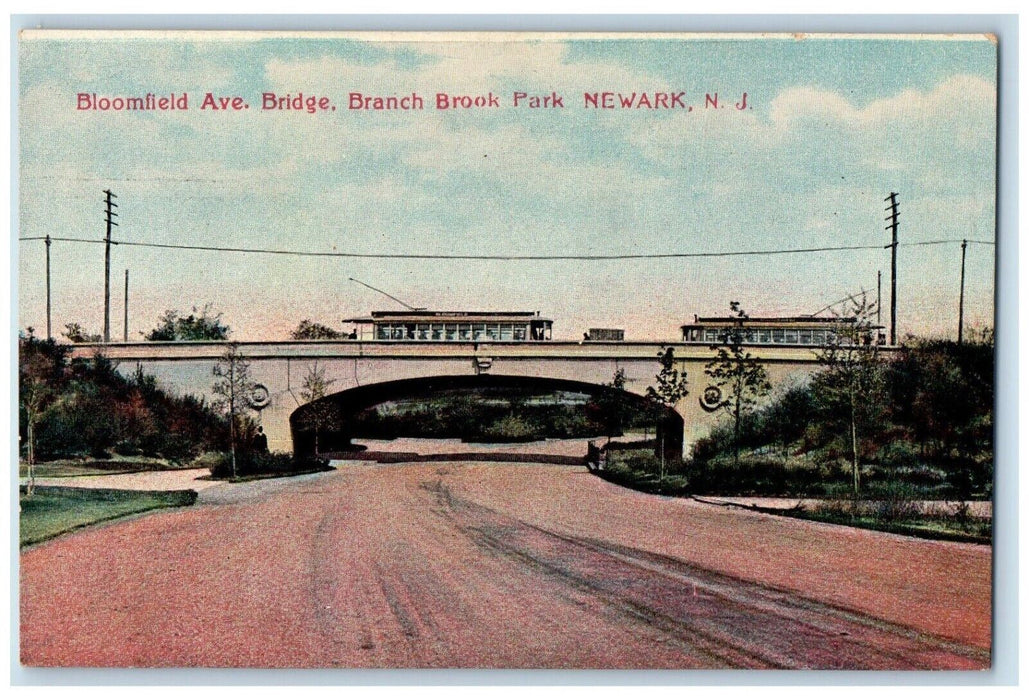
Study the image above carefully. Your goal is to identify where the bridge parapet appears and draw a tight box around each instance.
[69,339,829,364]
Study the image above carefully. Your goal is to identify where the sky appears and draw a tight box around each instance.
[17,32,997,341]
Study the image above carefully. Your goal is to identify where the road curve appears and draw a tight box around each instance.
[20,463,991,669]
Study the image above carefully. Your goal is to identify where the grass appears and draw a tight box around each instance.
[19,455,196,479]
[19,486,197,548]
[792,505,992,545]
[594,449,690,496]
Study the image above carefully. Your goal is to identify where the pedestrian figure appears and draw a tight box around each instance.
[253,425,269,453]
[585,440,602,472]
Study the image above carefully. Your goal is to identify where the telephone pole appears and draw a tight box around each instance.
[45,235,52,339]
[885,192,899,345]
[958,239,968,344]
[877,270,882,327]
[103,189,118,343]
[124,269,129,342]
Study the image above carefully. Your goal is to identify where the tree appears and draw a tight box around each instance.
[19,330,69,495]
[144,304,230,341]
[291,319,344,340]
[298,361,338,456]
[211,343,256,478]
[646,347,690,477]
[62,323,102,343]
[704,302,771,468]
[596,367,629,446]
[811,293,886,498]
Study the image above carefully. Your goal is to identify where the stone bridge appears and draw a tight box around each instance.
[70,340,828,455]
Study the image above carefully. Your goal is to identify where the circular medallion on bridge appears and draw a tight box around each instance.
[247,384,271,409]
[700,385,723,412]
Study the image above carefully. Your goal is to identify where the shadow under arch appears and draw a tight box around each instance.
[289,374,683,460]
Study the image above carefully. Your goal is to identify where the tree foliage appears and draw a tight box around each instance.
[291,319,344,340]
[690,323,994,499]
[18,330,69,493]
[646,347,689,409]
[884,331,993,494]
[62,323,102,344]
[144,304,230,341]
[18,329,225,465]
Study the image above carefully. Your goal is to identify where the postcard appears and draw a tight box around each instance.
[17,30,996,670]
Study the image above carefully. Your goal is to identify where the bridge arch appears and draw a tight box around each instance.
[288,373,684,459]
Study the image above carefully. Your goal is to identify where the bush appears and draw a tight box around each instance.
[204,451,331,479]
[478,415,538,442]
[616,449,664,474]
[682,454,847,497]
[597,449,689,496]
[866,480,922,523]
[19,333,226,462]
[602,459,689,496]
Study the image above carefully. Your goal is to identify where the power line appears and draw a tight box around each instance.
[904,238,995,246]
[14,236,994,261]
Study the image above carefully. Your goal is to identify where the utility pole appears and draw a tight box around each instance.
[958,239,968,344]
[103,189,118,343]
[877,270,882,327]
[885,192,899,345]
[124,269,129,342]
[45,235,52,340]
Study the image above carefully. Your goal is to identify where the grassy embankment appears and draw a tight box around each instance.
[19,455,195,479]
[19,486,197,548]
[600,448,991,544]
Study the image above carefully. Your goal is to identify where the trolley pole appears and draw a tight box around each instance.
[958,239,967,344]
[102,189,118,343]
[45,234,52,340]
[124,269,129,342]
[885,192,899,345]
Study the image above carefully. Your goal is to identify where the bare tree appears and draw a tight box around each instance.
[812,293,886,498]
[646,347,689,478]
[19,331,66,495]
[705,302,771,468]
[212,343,256,478]
[299,361,338,456]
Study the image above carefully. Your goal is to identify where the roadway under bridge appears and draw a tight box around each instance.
[70,340,828,455]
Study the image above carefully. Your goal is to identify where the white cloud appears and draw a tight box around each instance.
[769,75,995,139]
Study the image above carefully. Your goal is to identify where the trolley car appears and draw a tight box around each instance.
[680,315,886,347]
[343,310,554,342]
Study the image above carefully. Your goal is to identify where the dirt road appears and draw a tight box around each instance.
[20,462,991,669]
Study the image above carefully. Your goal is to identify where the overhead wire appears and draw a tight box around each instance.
[15,235,995,261]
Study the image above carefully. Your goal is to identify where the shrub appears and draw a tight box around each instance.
[866,480,922,523]
[204,450,331,479]
[601,455,689,496]
[478,415,538,442]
